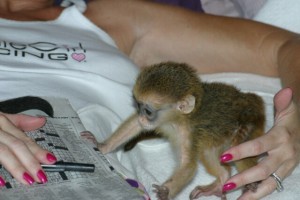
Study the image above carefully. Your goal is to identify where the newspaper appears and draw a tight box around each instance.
[0,98,143,200]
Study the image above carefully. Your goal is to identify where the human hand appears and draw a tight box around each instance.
[220,87,300,199]
[0,113,57,186]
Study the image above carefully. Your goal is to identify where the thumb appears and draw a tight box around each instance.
[274,87,294,122]
[5,114,47,131]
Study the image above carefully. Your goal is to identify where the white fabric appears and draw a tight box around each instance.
[202,0,267,19]
[60,0,88,12]
[254,0,300,33]
[0,6,138,120]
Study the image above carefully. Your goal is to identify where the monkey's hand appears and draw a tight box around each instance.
[153,184,170,200]
[80,131,98,145]
[189,182,227,200]
[80,131,111,154]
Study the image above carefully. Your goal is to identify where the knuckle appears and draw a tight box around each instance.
[257,165,271,179]
[238,175,248,186]
[280,130,292,144]
[9,164,24,175]
[251,140,264,155]
[265,180,277,194]
[23,136,36,146]
[0,144,10,155]
[286,146,297,159]
[0,114,9,125]
[10,138,26,150]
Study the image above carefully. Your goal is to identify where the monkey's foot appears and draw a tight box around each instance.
[189,183,226,200]
[243,181,260,193]
[153,184,170,200]
[80,131,98,145]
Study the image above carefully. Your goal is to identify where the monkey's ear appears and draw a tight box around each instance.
[176,95,195,114]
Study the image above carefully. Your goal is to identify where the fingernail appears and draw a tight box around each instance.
[222,182,237,192]
[23,172,35,185]
[220,153,233,163]
[46,153,57,162]
[37,170,48,184]
[0,176,6,187]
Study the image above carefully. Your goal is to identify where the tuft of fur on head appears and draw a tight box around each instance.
[133,62,203,110]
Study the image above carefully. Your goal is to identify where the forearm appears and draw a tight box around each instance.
[126,1,295,76]
[278,37,300,105]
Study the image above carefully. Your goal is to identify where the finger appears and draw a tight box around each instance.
[224,154,296,197]
[237,176,277,200]
[273,87,293,115]
[237,164,292,200]
[0,176,6,187]
[223,156,281,191]
[0,140,37,185]
[221,128,281,162]
[0,130,49,184]
[4,114,46,131]
[0,114,44,138]
[0,114,54,164]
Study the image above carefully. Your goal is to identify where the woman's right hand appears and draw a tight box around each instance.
[0,113,57,186]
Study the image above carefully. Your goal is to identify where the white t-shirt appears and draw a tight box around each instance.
[0,5,139,121]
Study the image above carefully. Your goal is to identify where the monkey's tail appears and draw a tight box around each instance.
[0,96,54,117]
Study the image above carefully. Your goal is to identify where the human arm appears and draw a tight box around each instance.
[85,0,298,76]
[0,113,57,186]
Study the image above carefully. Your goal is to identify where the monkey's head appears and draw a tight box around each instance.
[133,62,203,130]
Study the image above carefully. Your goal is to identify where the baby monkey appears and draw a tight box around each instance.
[98,62,265,200]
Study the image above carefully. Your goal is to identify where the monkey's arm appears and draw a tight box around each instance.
[98,113,142,154]
[124,130,161,151]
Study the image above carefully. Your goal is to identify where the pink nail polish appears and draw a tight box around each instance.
[23,172,35,185]
[220,153,233,163]
[0,177,6,187]
[222,182,237,192]
[46,153,57,162]
[37,170,48,184]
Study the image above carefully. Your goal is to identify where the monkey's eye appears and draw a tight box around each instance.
[145,108,153,116]
[142,106,157,121]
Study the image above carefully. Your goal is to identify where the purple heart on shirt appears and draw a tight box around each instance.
[71,53,86,62]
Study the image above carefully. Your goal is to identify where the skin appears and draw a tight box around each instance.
[0,113,56,185]
[0,0,300,199]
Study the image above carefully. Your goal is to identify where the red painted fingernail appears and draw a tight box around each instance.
[46,153,57,162]
[222,182,237,192]
[220,153,233,163]
[37,170,48,184]
[0,176,6,187]
[23,172,35,185]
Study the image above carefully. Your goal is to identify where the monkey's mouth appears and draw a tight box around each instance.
[140,123,155,131]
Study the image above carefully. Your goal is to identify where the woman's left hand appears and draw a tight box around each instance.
[220,87,300,199]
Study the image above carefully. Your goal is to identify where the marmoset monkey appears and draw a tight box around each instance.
[98,62,265,200]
